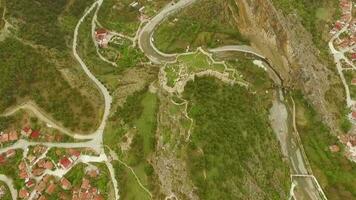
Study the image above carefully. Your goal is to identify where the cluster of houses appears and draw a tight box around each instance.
[16,146,104,199]
[0,148,16,164]
[330,0,353,35]
[331,0,356,59]
[72,176,104,200]
[0,127,43,147]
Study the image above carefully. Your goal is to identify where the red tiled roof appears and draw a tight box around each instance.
[38,195,47,200]
[9,131,18,141]
[26,180,35,188]
[19,170,28,179]
[44,161,54,170]
[0,155,6,164]
[19,189,29,198]
[6,149,16,158]
[352,111,356,119]
[81,178,90,190]
[352,53,356,59]
[30,130,40,139]
[95,28,107,35]
[60,157,72,169]
[60,177,72,190]
[46,183,56,194]
[23,126,31,133]
[0,133,9,142]
[69,149,81,158]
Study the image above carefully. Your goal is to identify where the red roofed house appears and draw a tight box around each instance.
[352,53,356,61]
[352,111,356,120]
[81,178,90,190]
[9,131,18,141]
[19,170,28,179]
[0,133,9,143]
[60,157,72,169]
[351,78,356,86]
[21,127,32,137]
[26,180,35,188]
[6,149,16,158]
[30,130,40,139]
[38,195,47,200]
[44,161,54,170]
[60,177,72,190]
[335,21,343,30]
[95,28,109,48]
[46,183,56,194]
[0,155,5,164]
[19,189,29,199]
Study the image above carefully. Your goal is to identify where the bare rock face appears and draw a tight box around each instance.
[228,0,342,133]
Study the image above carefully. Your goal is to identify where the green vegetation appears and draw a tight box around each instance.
[0,37,98,132]
[98,0,170,36]
[0,182,12,200]
[0,150,24,190]
[105,89,159,199]
[0,116,15,131]
[0,0,101,132]
[183,77,290,199]
[271,0,339,64]
[223,53,274,93]
[97,0,140,37]
[164,50,233,87]
[65,163,86,186]
[100,39,147,69]
[154,0,249,53]
[91,163,112,198]
[292,91,356,199]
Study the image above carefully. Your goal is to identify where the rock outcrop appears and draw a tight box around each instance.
[228,0,343,133]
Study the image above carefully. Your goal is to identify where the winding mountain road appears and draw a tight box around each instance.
[137,1,326,199]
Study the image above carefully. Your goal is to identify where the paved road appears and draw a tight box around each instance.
[137,1,326,199]
[0,175,17,200]
[138,0,197,64]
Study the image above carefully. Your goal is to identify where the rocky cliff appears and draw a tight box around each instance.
[228,0,344,133]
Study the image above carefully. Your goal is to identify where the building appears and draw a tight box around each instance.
[46,183,56,194]
[6,149,16,158]
[19,189,29,199]
[95,28,109,48]
[26,180,35,188]
[30,130,40,139]
[60,177,72,190]
[9,131,18,141]
[21,127,32,137]
[59,157,72,169]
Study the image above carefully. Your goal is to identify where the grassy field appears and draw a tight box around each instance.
[105,89,159,199]
[293,91,356,200]
[182,77,290,199]
[0,0,102,132]
[100,39,147,69]
[153,0,249,54]
[164,50,229,87]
